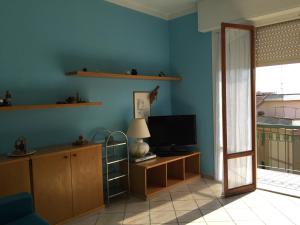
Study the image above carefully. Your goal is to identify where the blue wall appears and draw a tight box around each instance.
[0,0,172,153]
[169,14,214,176]
[0,2,215,177]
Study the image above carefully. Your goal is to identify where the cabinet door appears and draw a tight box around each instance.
[32,153,73,225]
[0,159,31,197]
[71,146,103,215]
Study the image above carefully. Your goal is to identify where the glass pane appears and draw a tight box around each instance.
[228,156,253,189]
[226,28,252,154]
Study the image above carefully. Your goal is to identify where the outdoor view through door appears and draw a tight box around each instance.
[221,23,256,197]
[257,63,300,197]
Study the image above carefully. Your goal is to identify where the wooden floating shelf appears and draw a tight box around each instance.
[66,71,181,81]
[0,102,102,111]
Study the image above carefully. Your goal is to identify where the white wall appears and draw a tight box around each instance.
[198,0,300,32]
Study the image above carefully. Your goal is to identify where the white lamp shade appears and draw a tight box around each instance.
[127,118,151,138]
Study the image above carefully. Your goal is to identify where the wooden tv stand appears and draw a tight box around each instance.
[130,151,200,199]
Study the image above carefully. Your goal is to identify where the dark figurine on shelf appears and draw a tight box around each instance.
[56,92,87,104]
[14,137,27,154]
[158,72,166,77]
[72,135,89,146]
[131,69,138,75]
[82,68,87,72]
[0,90,12,106]
[149,85,160,104]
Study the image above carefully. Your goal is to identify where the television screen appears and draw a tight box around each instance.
[148,115,197,147]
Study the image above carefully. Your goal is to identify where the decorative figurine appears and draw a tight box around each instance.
[149,85,160,104]
[4,90,12,105]
[82,68,87,72]
[131,69,138,75]
[56,92,87,104]
[14,137,27,154]
[72,135,89,146]
[158,72,166,77]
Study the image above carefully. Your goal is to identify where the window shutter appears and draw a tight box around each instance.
[256,19,300,67]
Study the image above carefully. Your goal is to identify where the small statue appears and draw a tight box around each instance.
[158,72,166,77]
[14,137,27,154]
[72,135,89,146]
[131,69,138,75]
[149,85,160,104]
[4,90,12,106]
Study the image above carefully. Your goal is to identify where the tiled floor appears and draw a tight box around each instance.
[65,178,300,225]
[258,168,300,197]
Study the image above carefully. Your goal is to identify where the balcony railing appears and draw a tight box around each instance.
[257,124,300,175]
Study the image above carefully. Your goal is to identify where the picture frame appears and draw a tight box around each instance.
[133,91,151,120]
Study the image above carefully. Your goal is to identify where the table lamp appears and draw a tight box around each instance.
[127,118,151,157]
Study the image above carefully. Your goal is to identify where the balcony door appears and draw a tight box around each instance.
[221,23,256,197]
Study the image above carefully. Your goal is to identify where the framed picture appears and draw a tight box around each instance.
[133,91,151,120]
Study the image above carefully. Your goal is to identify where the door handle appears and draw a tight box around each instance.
[72,153,77,157]
[63,155,68,159]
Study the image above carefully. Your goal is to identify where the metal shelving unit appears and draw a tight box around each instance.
[105,131,130,204]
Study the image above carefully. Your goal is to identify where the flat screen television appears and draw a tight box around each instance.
[148,115,197,149]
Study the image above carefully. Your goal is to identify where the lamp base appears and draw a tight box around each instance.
[130,139,149,158]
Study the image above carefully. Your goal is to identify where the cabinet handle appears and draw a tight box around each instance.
[72,153,77,157]
[64,155,68,159]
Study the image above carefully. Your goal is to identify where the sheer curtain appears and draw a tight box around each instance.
[212,31,223,182]
[225,28,253,189]
[213,28,253,188]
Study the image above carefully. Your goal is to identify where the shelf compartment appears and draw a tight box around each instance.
[185,154,200,180]
[146,164,167,194]
[167,159,184,187]
[66,71,181,81]
[0,102,102,111]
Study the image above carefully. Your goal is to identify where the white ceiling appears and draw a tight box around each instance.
[105,0,198,20]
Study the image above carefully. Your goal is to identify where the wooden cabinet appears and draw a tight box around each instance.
[31,152,73,225]
[130,152,200,199]
[0,158,31,197]
[71,146,103,215]
[31,144,104,225]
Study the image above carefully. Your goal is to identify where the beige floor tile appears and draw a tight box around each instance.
[65,213,98,225]
[101,202,126,213]
[175,210,205,223]
[189,185,213,193]
[179,223,206,225]
[153,224,179,225]
[226,208,259,221]
[235,221,265,225]
[96,213,124,225]
[201,208,232,222]
[150,192,171,201]
[242,197,273,208]
[127,196,148,203]
[171,192,194,201]
[219,198,248,209]
[150,211,178,224]
[252,208,294,225]
[125,201,149,212]
[173,200,199,211]
[123,211,150,224]
[169,184,190,192]
[277,207,300,224]
[150,200,174,211]
[192,192,216,200]
[206,222,235,225]
[196,199,222,210]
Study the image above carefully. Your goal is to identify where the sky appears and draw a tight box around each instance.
[256,63,300,94]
